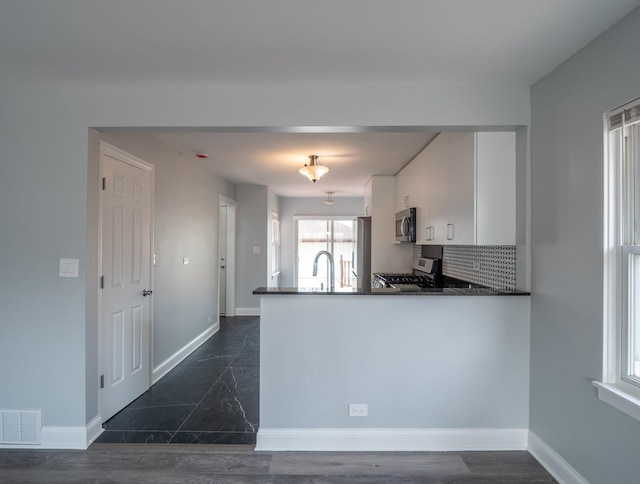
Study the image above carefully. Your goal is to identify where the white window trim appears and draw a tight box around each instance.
[271,211,280,279]
[595,103,640,422]
[593,381,640,422]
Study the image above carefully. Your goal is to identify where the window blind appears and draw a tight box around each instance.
[608,99,640,130]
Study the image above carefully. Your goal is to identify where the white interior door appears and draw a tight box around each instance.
[100,143,153,421]
[219,205,227,316]
[219,196,236,318]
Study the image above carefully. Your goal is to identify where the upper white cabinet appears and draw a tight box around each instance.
[364,177,373,216]
[394,155,422,212]
[446,132,475,245]
[396,131,516,246]
[423,133,447,244]
[475,132,516,245]
[365,176,411,272]
[411,147,430,242]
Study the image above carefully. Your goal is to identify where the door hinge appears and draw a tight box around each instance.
[102,177,106,190]
[100,374,104,389]
[100,276,104,289]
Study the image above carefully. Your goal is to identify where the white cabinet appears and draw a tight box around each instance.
[364,176,411,272]
[393,170,406,212]
[446,132,475,245]
[475,132,516,245]
[413,155,429,243]
[421,132,474,245]
[424,133,449,245]
[395,131,516,246]
[364,178,373,216]
[394,157,421,212]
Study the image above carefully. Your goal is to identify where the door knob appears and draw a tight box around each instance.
[142,289,153,297]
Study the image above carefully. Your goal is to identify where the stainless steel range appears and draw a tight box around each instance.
[372,257,441,291]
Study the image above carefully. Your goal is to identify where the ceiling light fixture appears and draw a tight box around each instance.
[299,155,329,183]
[324,192,336,205]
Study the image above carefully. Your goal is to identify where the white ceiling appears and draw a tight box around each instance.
[151,130,438,197]
[3,0,639,197]
[1,0,638,87]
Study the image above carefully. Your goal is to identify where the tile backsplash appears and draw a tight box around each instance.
[443,245,516,290]
[414,245,517,290]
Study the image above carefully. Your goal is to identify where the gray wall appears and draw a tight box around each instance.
[97,132,236,365]
[261,295,530,429]
[530,7,640,484]
[0,81,528,432]
[236,185,269,311]
[515,126,530,291]
[86,129,102,420]
[279,197,364,287]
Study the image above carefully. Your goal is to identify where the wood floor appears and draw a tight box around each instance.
[0,444,556,483]
[4,318,556,483]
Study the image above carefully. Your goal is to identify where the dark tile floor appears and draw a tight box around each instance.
[95,316,259,445]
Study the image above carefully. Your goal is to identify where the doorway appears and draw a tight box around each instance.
[219,206,227,315]
[219,196,236,319]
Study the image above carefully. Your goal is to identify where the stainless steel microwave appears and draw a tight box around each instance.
[395,207,416,243]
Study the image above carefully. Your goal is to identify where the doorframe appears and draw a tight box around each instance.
[97,141,155,424]
[219,195,236,318]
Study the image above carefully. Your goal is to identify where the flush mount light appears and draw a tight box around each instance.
[299,155,329,183]
[324,192,336,205]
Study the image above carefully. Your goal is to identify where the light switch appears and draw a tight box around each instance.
[183,257,190,265]
[59,258,79,278]
[252,246,261,254]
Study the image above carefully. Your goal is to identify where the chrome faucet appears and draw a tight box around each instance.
[312,250,335,291]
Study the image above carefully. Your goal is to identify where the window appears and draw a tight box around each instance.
[294,217,356,291]
[596,98,640,421]
[271,212,280,277]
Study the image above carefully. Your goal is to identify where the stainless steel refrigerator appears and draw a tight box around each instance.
[352,216,372,290]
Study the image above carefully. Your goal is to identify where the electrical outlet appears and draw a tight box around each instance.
[473,261,481,271]
[348,403,368,417]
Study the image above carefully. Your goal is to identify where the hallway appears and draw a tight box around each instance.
[95,316,259,445]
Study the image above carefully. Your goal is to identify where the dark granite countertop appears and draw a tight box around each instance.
[253,286,530,296]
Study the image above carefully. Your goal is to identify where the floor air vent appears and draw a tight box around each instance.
[0,410,41,445]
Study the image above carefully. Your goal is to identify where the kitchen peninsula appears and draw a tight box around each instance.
[254,285,529,296]
[253,286,530,452]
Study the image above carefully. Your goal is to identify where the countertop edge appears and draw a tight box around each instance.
[253,287,530,296]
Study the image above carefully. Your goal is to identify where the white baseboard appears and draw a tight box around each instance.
[152,322,219,384]
[86,415,103,446]
[528,432,589,484]
[0,427,85,449]
[235,307,260,316]
[0,417,106,450]
[256,428,528,452]
[40,426,87,449]
[2,324,225,451]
